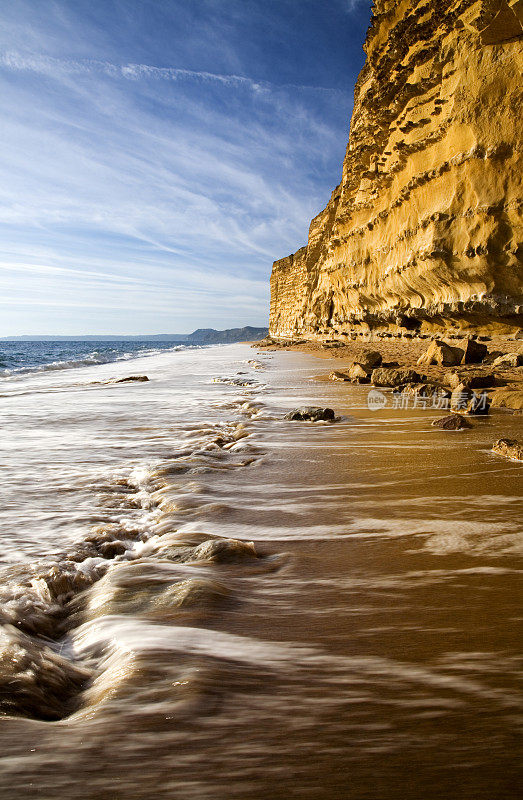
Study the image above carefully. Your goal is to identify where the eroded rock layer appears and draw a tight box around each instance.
[270,0,523,337]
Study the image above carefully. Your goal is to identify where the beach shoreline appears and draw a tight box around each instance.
[0,342,522,799]
[254,334,523,412]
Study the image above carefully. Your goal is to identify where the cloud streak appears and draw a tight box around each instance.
[1,51,266,90]
[0,51,347,96]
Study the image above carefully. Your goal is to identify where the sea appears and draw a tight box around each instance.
[0,339,187,377]
[0,340,521,799]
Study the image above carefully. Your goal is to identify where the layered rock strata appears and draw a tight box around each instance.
[270,0,523,338]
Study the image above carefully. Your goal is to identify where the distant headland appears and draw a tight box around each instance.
[0,326,269,344]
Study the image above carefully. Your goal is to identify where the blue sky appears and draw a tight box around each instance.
[0,0,371,335]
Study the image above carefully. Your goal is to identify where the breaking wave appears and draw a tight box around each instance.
[0,340,194,377]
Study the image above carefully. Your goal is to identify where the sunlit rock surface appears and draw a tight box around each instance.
[270,0,523,338]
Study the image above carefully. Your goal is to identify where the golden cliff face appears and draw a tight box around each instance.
[270,0,523,338]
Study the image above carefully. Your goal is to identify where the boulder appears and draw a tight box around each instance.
[461,339,488,364]
[329,371,350,381]
[492,352,523,368]
[417,339,464,367]
[445,371,495,390]
[490,388,523,411]
[347,363,370,383]
[192,538,258,563]
[417,340,464,367]
[371,368,422,387]
[284,407,336,422]
[450,383,490,415]
[466,374,496,390]
[432,414,473,430]
[359,350,382,369]
[401,382,444,398]
[396,383,451,410]
[492,439,523,462]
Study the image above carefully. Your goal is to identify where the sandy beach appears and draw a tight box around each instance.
[257,334,523,411]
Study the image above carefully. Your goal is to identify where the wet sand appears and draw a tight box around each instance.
[0,343,521,799]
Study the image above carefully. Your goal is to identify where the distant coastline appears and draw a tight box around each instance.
[0,325,268,344]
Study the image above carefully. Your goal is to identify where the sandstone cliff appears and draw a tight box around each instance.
[270,0,523,338]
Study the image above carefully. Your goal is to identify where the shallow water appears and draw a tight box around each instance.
[0,343,521,799]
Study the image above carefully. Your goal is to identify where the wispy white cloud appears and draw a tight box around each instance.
[0,51,346,96]
[0,51,266,91]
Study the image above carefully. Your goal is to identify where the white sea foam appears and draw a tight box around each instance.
[0,342,196,378]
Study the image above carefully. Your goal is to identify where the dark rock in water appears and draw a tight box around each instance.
[154,578,229,612]
[154,534,258,565]
[347,363,370,383]
[401,382,439,398]
[284,406,336,422]
[152,544,196,563]
[461,339,488,364]
[450,383,490,415]
[114,375,149,383]
[359,350,382,369]
[371,368,422,387]
[398,383,451,407]
[192,538,258,563]
[492,438,523,461]
[99,540,127,558]
[213,376,257,387]
[432,414,473,430]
